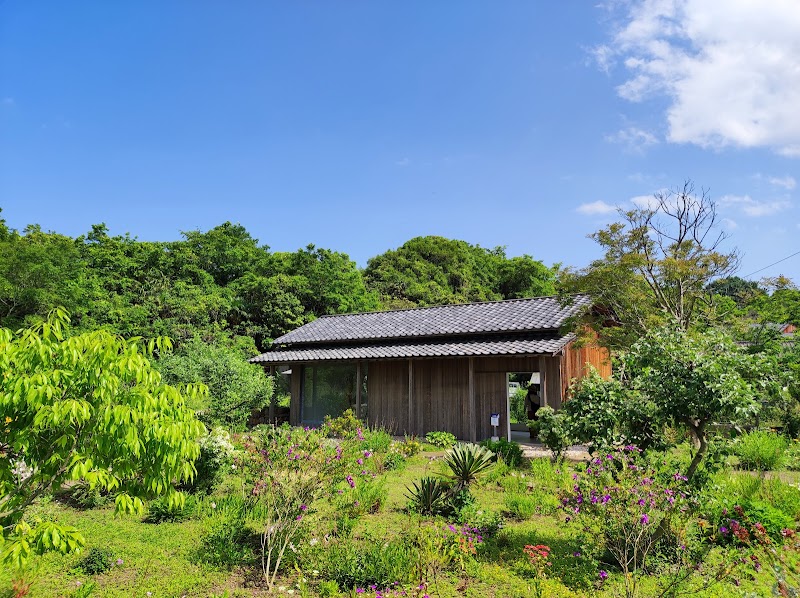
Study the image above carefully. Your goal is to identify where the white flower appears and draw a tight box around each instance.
[210,502,217,509]
[309,538,319,546]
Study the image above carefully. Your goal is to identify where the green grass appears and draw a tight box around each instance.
[2,452,794,597]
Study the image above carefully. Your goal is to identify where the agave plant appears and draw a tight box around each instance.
[405,476,450,515]
[443,443,495,492]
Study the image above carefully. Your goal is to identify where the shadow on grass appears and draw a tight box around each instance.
[479,522,600,592]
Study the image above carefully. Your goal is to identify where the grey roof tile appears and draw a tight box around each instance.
[273,295,590,345]
[250,332,575,364]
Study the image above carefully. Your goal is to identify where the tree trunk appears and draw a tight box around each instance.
[685,419,708,482]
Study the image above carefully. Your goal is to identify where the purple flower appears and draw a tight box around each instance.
[720,526,729,534]
[346,475,355,488]
[640,513,649,525]
[299,504,308,511]
[599,570,608,580]
[357,458,364,465]
[573,551,581,557]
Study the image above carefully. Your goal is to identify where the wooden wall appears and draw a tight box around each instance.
[286,347,608,439]
[367,360,409,434]
[559,340,612,399]
[289,366,302,426]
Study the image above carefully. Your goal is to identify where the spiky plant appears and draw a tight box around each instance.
[405,476,450,515]
[442,443,495,492]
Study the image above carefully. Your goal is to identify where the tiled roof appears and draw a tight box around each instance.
[250,332,575,364]
[273,295,590,345]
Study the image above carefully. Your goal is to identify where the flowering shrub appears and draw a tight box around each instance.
[322,409,363,438]
[187,427,235,494]
[561,447,691,598]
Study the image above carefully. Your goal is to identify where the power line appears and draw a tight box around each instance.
[742,249,800,279]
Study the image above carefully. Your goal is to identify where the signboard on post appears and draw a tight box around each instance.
[490,413,500,441]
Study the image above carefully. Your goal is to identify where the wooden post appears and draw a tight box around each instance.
[468,357,476,442]
[408,360,414,436]
[356,362,362,419]
[538,356,547,408]
[267,365,275,423]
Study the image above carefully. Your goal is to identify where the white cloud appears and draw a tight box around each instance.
[719,194,791,217]
[768,175,797,190]
[630,194,662,210]
[605,126,658,152]
[395,158,410,167]
[596,0,800,155]
[721,217,739,230]
[576,200,618,215]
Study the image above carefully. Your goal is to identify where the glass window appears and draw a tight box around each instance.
[301,364,357,425]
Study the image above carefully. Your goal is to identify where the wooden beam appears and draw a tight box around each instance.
[267,365,275,423]
[407,360,414,434]
[356,362,362,420]
[468,357,476,442]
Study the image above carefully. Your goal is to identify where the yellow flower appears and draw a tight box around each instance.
[4,416,11,424]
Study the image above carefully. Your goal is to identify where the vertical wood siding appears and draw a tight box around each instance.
[560,341,612,399]
[367,360,409,434]
[290,365,302,426]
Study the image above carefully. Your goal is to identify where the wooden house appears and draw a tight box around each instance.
[250,295,610,441]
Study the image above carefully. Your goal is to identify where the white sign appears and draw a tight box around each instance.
[490,413,500,427]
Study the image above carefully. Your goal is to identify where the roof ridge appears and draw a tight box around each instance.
[317,293,587,319]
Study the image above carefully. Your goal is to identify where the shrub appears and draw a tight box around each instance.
[531,407,571,461]
[322,409,362,438]
[426,431,457,448]
[442,444,495,492]
[479,438,524,467]
[336,478,388,518]
[314,536,417,590]
[154,338,272,430]
[68,482,110,509]
[406,477,450,516]
[185,427,235,495]
[77,547,114,575]
[144,494,197,523]
[360,428,393,453]
[397,436,421,456]
[196,496,252,568]
[504,492,538,519]
[510,386,529,424]
[735,430,788,471]
[381,450,407,471]
[457,504,504,537]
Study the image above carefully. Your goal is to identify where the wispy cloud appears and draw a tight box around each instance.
[395,157,410,167]
[719,194,791,217]
[768,175,797,190]
[595,0,800,156]
[721,217,739,230]
[605,126,658,152]
[576,200,617,215]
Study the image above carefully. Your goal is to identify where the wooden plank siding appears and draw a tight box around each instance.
[366,360,409,434]
[289,365,302,426]
[286,346,609,438]
[559,340,612,399]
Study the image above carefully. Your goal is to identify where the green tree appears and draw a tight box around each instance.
[365,236,555,307]
[0,309,206,567]
[154,338,273,429]
[624,325,764,480]
[0,225,88,328]
[560,181,739,349]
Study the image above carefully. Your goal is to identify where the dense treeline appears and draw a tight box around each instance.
[0,209,557,352]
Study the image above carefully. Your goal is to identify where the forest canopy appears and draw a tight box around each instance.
[0,210,557,352]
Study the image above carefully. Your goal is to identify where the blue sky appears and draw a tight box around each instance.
[1,1,798,283]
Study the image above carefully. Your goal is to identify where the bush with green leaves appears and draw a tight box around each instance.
[479,438,524,467]
[510,386,529,424]
[532,407,571,461]
[144,494,198,523]
[155,337,272,430]
[397,436,421,456]
[425,431,457,448]
[77,547,115,575]
[196,496,253,568]
[734,430,788,471]
[504,492,538,520]
[406,477,450,516]
[0,309,206,568]
[457,504,504,537]
[442,444,495,492]
[322,409,362,438]
[185,428,236,495]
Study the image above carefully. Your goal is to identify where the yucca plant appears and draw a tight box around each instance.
[443,443,495,492]
[405,476,450,515]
